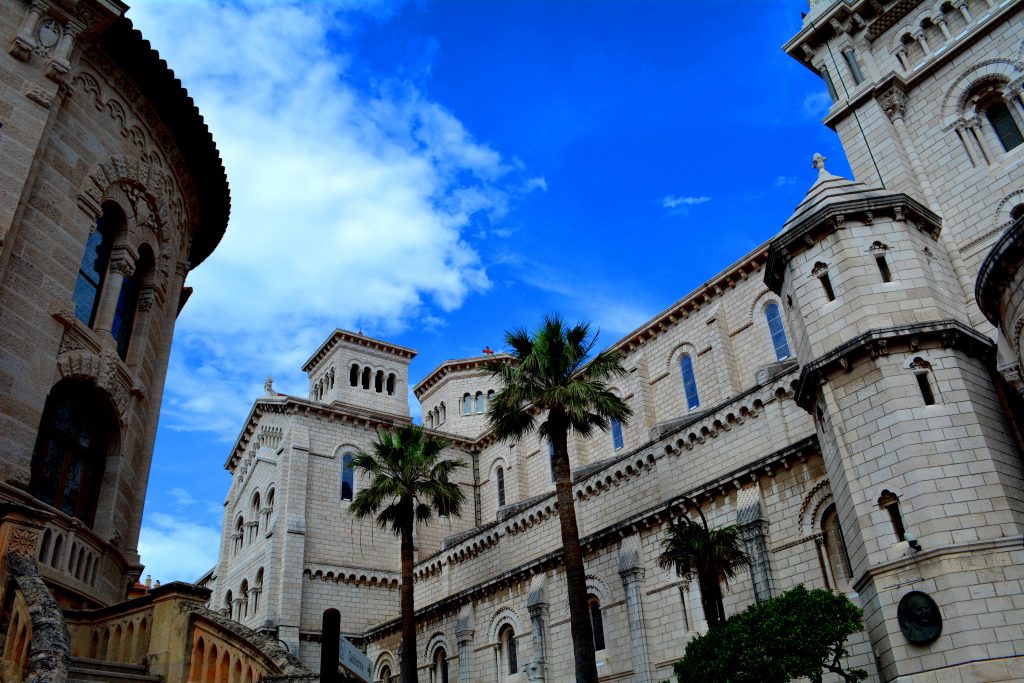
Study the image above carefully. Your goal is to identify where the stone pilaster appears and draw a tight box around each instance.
[618,536,652,683]
[524,575,548,683]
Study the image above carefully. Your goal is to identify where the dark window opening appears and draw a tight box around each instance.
[879,491,906,541]
[73,205,120,327]
[916,372,936,405]
[341,453,354,501]
[589,596,606,652]
[361,367,371,390]
[496,466,506,508]
[987,101,1023,152]
[350,364,359,387]
[819,273,836,301]
[876,255,893,283]
[611,418,624,450]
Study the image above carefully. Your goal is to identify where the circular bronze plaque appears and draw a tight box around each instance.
[897,591,942,644]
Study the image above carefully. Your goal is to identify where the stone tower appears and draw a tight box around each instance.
[302,329,415,417]
[774,1,1024,680]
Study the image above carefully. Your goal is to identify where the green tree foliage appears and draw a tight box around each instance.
[348,425,465,683]
[487,315,632,683]
[674,585,868,683]
[657,514,749,628]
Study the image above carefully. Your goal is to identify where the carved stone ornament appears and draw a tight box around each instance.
[897,591,942,645]
[7,526,40,556]
[22,82,53,109]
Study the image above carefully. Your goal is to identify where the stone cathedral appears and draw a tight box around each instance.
[0,0,1023,683]
[206,0,1024,681]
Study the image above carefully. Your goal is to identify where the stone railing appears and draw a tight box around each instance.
[66,597,154,664]
[1,549,72,683]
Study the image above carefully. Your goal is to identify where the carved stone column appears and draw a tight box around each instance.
[455,605,474,683]
[736,487,773,604]
[9,0,46,61]
[93,250,136,337]
[955,0,972,24]
[525,575,548,683]
[618,536,653,683]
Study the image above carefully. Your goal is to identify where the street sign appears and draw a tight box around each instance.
[339,636,372,683]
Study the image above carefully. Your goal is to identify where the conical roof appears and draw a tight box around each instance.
[780,155,890,233]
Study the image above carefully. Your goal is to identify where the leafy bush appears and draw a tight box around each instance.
[674,585,867,683]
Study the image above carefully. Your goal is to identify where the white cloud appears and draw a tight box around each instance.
[774,175,797,188]
[802,91,832,118]
[129,1,532,438]
[168,487,197,507]
[138,512,221,583]
[661,195,710,209]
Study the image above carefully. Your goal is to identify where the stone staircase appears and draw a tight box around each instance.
[68,656,162,683]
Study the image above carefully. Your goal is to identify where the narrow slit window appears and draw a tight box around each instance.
[765,302,791,361]
[876,255,893,282]
[611,418,624,450]
[879,491,906,542]
[548,439,555,482]
[819,273,836,301]
[589,596,606,652]
[680,355,700,410]
[496,466,506,508]
[916,372,935,405]
[341,453,354,501]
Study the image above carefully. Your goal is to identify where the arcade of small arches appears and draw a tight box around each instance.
[232,487,275,555]
[223,567,265,622]
[351,364,398,396]
[460,390,494,416]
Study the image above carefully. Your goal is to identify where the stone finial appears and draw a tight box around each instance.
[264,377,274,395]
[812,153,837,182]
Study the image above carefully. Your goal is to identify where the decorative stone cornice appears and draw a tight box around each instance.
[764,194,941,294]
[301,328,416,374]
[413,354,514,398]
[793,320,996,411]
[976,216,1024,327]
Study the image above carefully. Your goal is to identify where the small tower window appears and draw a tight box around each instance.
[878,490,906,542]
[361,367,371,390]
[439,403,446,423]
[73,204,120,327]
[500,625,518,675]
[548,439,555,482]
[375,370,384,393]
[876,255,893,282]
[341,453,355,501]
[765,302,791,361]
[350,364,359,387]
[386,373,396,395]
[680,354,700,410]
[986,101,1023,152]
[813,262,836,302]
[475,391,485,414]
[462,394,472,416]
[611,418,624,450]
[911,358,936,405]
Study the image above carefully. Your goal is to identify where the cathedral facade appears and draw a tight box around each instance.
[209,1,1024,682]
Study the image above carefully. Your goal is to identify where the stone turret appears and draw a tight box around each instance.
[766,155,1024,682]
[301,329,415,417]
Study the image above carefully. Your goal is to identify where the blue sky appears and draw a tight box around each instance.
[129,0,852,582]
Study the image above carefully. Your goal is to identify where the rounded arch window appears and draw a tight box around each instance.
[379,665,393,683]
[821,504,853,590]
[432,647,449,683]
[73,202,123,327]
[499,624,518,675]
[764,302,791,361]
[679,354,700,410]
[29,380,118,526]
[341,453,355,501]
[112,245,154,360]
[588,594,606,652]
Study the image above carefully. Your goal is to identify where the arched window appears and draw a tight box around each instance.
[439,403,446,424]
[426,413,434,429]
[433,648,449,683]
[240,579,249,618]
[224,591,233,618]
[112,246,153,360]
[386,373,396,395]
[910,358,937,405]
[487,389,495,406]
[878,490,907,542]
[679,355,700,410]
[73,203,120,327]
[375,370,384,393]
[266,488,275,518]
[475,392,485,414]
[254,567,264,612]
[496,466,506,508]
[350,364,359,387]
[234,517,245,554]
[462,394,472,416]
[251,492,261,539]
[765,302,791,361]
[29,380,116,526]
[341,453,355,502]
[588,595,606,652]
[610,418,624,450]
[986,100,1023,152]
[379,665,392,683]
[362,367,371,390]
[821,504,853,590]
[499,625,518,675]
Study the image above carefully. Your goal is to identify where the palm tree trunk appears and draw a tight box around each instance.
[400,507,418,683]
[697,571,722,629]
[550,424,598,682]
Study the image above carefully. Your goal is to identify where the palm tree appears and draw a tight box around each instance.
[348,425,466,683]
[487,315,632,683]
[657,499,749,629]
